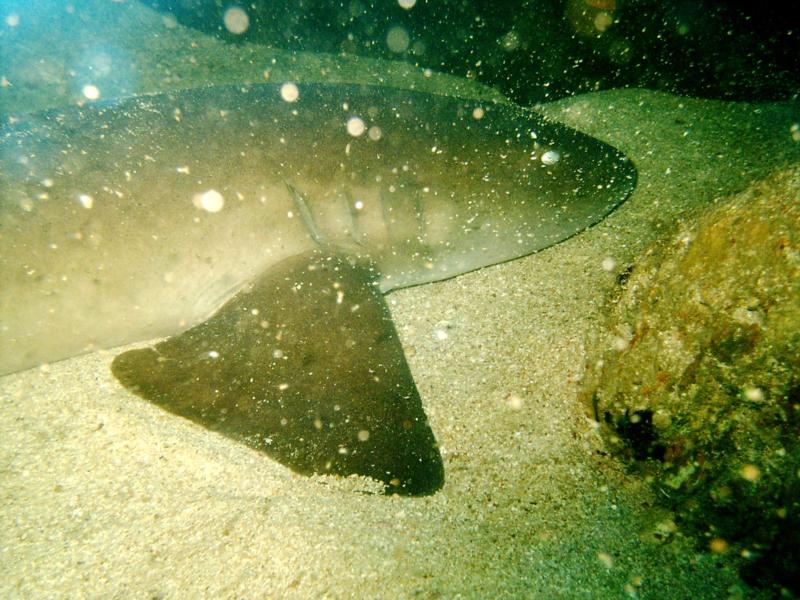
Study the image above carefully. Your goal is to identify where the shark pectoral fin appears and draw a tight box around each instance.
[111,251,444,496]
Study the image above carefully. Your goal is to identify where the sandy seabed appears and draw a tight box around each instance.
[2,2,799,598]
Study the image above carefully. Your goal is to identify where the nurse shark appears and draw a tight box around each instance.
[0,82,636,494]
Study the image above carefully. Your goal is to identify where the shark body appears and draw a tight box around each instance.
[0,83,635,493]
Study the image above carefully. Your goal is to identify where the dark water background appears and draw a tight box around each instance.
[141,0,800,104]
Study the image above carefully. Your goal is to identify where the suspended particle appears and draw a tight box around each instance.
[82,85,101,101]
[386,26,410,53]
[223,7,250,35]
[347,116,366,137]
[280,82,300,103]
[192,189,225,213]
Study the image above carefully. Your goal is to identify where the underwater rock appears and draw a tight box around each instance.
[582,165,800,595]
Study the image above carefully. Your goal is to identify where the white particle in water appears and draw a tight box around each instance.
[744,387,764,402]
[280,82,299,103]
[223,7,249,34]
[506,393,524,410]
[347,116,366,137]
[541,150,560,165]
[612,336,629,351]
[192,189,225,213]
[386,26,410,53]
[77,194,94,209]
[82,85,100,100]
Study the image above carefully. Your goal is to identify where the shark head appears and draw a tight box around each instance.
[266,84,636,290]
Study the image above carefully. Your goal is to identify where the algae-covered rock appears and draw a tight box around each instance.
[583,165,800,595]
